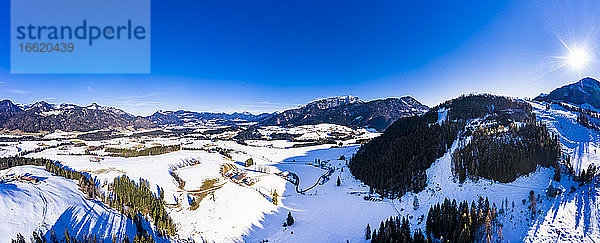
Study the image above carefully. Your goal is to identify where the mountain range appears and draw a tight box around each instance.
[148,110,272,126]
[0,101,153,133]
[259,96,428,131]
[0,95,428,133]
[534,77,600,109]
[5,75,600,134]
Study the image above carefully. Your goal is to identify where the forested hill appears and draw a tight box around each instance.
[534,77,600,109]
[259,96,429,132]
[349,94,561,198]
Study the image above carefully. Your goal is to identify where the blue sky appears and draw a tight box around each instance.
[1,0,599,115]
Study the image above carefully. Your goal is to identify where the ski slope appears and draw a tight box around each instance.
[531,101,600,173]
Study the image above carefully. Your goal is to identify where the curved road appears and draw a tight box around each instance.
[285,168,334,194]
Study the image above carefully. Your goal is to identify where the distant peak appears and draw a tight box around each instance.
[534,76,600,109]
[0,99,23,113]
[0,99,15,105]
[302,95,362,110]
[33,100,53,107]
[577,77,599,85]
[29,100,55,111]
[87,102,101,109]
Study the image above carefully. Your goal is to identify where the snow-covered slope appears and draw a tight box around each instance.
[531,101,600,173]
[0,166,137,242]
[3,102,600,243]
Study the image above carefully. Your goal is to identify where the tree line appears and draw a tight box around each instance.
[452,115,561,183]
[350,95,527,198]
[105,144,181,157]
[106,175,176,236]
[12,228,155,243]
[369,216,426,242]
[15,142,72,157]
[0,156,100,199]
[1,156,174,242]
[349,111,459,198]
[426,197,500,242]
[367,196,501,243]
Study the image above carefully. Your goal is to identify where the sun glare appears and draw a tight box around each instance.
[565,47,591,71]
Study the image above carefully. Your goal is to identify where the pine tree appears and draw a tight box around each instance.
[413,195,420,210]
[484,209,493,243]
[65,229,71,243]
[372,229,377,242]
[272,190,279,205]
[529,190,537,219]
[337,176,341,186]
[245,158,254,167]
[400,217,412,241]
[414,229,425,242]
[11,233,25,243]
[365,223,371,240]
[553,165,561,182]
[286,212,295,226]
[32,231,43,243]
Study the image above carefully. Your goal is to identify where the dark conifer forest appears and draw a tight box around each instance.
[104,144,181,157]
[452,117,561,183]
[349,111,459,197]
[425,197,500,242]
[370,216,424,243]
[350,94,562,197]
[368,197,501,243]
[106,175,176,236]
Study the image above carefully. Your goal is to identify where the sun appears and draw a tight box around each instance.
[565,47,591,71]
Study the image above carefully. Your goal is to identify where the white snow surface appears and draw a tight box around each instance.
[0,166,138,242]
[530,101,600,173]
[3,111,600,242]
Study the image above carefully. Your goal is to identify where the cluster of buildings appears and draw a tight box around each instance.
[89,156,104,163]
[223,170,255,186]
[1,173,40,184]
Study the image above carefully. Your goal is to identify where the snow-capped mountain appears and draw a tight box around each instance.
[534,77,600,109]
[148,110,272,126]
[259,96,429,131]
[0,100,153,133]
[0,99,22,113]
[28,101,56,113]
[0,96,427,133]
[300,95,362,110]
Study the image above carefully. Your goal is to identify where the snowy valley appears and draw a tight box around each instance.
[2,84,600,242]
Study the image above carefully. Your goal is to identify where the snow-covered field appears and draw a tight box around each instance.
[22,140,398,242]
[0,166,138,242]
[2,106,600,242]
[1,125,393,242]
